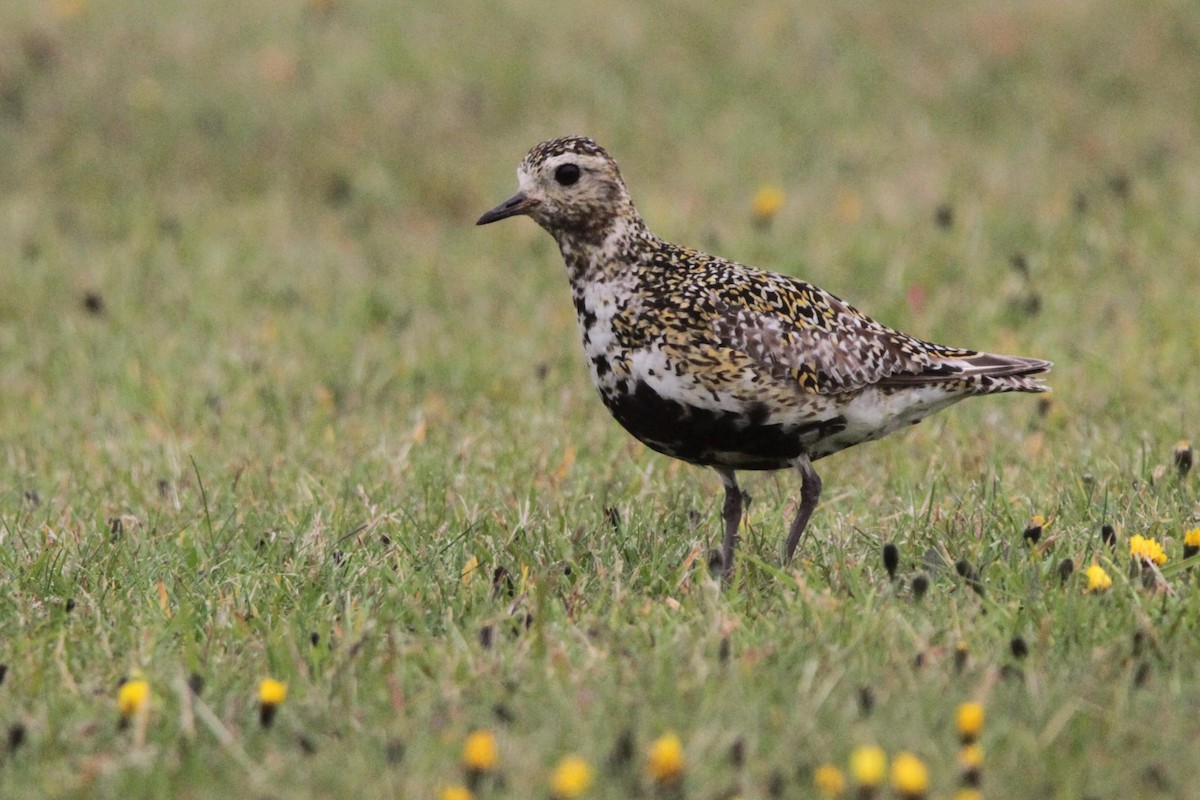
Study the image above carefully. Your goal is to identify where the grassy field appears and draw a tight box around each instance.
[2,0,1200,797]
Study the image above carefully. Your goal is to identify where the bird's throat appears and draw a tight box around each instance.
[554,214,653,284]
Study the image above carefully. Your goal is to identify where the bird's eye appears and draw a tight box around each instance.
[554,163,581,186]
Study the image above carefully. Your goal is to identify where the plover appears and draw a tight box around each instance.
[478,136,1050,577]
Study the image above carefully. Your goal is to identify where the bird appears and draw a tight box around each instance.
[477,136,1051,578]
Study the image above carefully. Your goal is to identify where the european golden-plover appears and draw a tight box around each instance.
[478,136,1051,577]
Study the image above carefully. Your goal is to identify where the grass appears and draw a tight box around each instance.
[2,0,1200,797]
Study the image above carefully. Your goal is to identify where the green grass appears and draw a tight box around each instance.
[2,0,1200,797]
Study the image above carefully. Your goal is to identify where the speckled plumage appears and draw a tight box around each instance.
[479,136,1051,577]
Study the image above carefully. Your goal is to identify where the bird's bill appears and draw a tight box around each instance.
[476,192,538,225]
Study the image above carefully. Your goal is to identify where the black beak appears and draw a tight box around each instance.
[476,192,537,225]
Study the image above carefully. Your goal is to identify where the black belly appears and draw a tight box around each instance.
[599,380,845,470]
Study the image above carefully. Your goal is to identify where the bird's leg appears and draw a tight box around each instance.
[783,454,822,562]
[715,468,742,579]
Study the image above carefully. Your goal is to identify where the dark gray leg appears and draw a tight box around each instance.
[715,468,742,579]
[783,454,822,561]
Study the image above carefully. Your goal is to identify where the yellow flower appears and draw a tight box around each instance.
[849,745,886,787]
[834,189,863,224]
[1129,534,1167,566]
[751,185,785,222]
[890,752,929,797]
[813,763,847,797]
[1023,514,1049,546]
[954,790,983,800]
[1085,564,1112,592]
[51,0,87,20]
[647,732,685,784]
[1185,528,1200,547]
[440,786,473,800]
[550,755,593,798]
[461,555,480,586]
[956,702,984,741]
[462,729,498,773]
[257,678,288,728]
[259,678,288,706]
[958,744,983,770]
[117,679,150,718]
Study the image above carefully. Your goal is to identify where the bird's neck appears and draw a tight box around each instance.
[553,210,655,285]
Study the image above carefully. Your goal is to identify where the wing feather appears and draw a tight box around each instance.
[710,273,1048,395]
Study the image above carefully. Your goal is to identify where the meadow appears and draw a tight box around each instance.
[1,0,1199,797]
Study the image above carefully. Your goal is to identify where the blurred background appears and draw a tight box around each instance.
[1,0,1198,515]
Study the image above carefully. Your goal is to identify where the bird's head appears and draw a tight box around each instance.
[477,136,638,241]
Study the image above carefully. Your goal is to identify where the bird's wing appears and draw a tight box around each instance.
[710,273,1008,395]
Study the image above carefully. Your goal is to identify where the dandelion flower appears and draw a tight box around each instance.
[259,678,288,705]
[440,786,473,800]
[959,743,983,787]
[751,185,785,224]
[647,732,685,785]
[1184,528,1200,560]
[462,729,498,773]
[835,189,863,224]
[956,702,984,743]
[813,763,847,797]
[550,755,593,798]
[117,679,150,719]
[1085,564,1112,592]
[890,752,929,798]
[1129,534,1167,566]
[258,678,287,727]
[460,556,480,586]
[51,0,87,21]
[849,745,886,788]
[1024,514,1047,545]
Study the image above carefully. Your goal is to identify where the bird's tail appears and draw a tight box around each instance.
[961,353,1052,394]
[882,353,1052,394]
